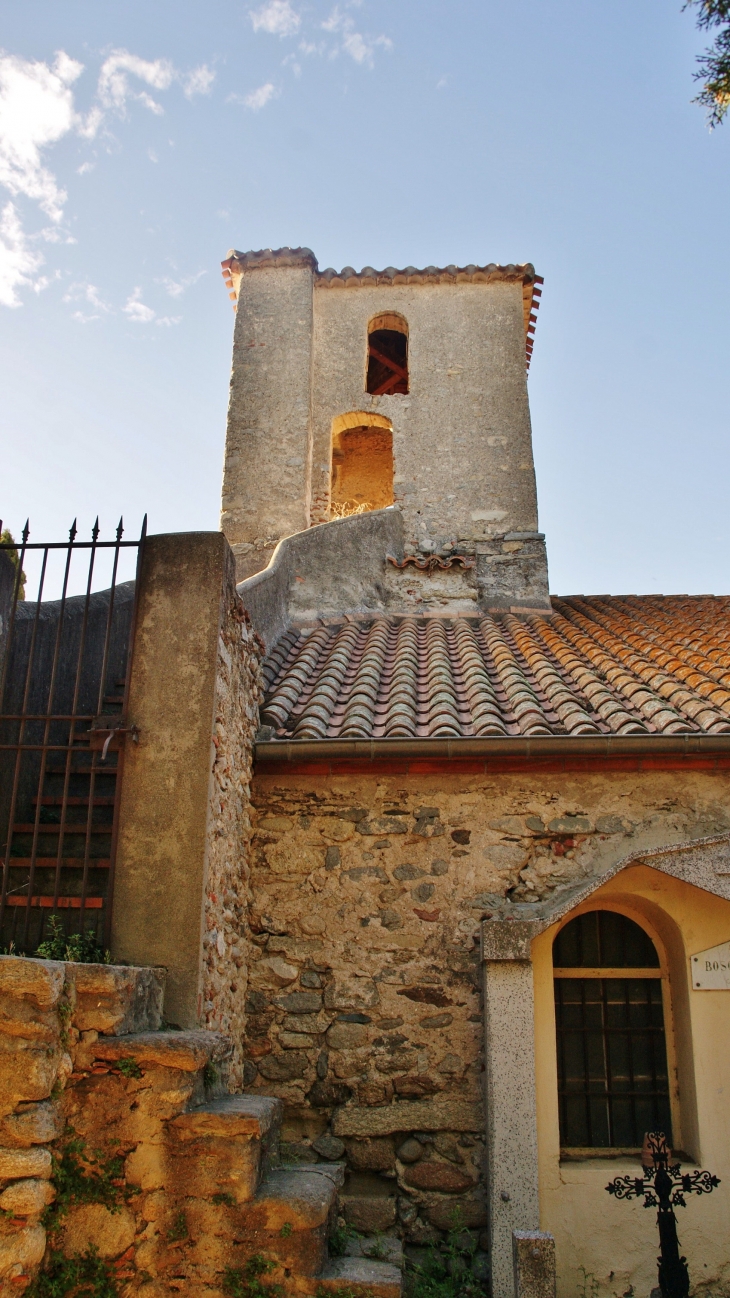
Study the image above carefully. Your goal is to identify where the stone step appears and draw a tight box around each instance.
[236,1163,345,1278]
[311,1257,402,1297]
[167,1095,283,1204]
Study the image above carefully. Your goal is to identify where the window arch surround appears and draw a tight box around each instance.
[366,312,409,395]
[552,903,680,1153]
[330,411,394,518]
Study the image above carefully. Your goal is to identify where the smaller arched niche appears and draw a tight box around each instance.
[330,411,393,518]
[366,313,408,395]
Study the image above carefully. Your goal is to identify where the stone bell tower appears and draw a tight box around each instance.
[220,246,549,610]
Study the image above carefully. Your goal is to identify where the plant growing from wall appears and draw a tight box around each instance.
[1,529,26,598]
[223,1254,284,1298]
[35,915,111,964]
[405,1221,488,1298]
[27,1247,118,1298]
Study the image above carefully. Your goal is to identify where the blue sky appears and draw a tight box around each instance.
[1,0,729,598]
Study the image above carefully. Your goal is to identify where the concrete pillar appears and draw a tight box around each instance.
[513,1230,556,1298]
[482,919,542,1298]
[220,250,316,579]
[111,532,235,1028]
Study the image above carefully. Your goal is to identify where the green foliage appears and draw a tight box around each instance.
[223,1254,284,1298]
[279,1221,293,1238]
[1,529,27,599]
[35,916,111,965]
[328,1222,359,1257]
[27,1248,118,1298]
[406,1221,487,1298]
[686,0,730,126]
[57,1000,72,1048]
[114,1058,142,1079]
[315,1289,374,1298]
[212,1192,236,1207]
[167,1210,188,1241]
[45,1131,129,1231]
[203,1061,219,1087]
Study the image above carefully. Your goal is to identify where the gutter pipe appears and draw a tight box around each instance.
[255,734,730,763]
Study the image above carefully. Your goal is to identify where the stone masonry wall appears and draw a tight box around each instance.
[245,761,730,1243]
[201,594,264,1089]
[0,955,231,1294]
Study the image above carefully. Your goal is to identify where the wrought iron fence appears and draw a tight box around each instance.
[0,517,146,954]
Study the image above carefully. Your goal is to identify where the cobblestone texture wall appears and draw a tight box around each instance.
[245,763,730,1241]
[201,596,264,1090]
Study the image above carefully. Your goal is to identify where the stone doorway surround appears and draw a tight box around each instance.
[480,832,730,1298]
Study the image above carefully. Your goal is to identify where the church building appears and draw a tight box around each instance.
[218,246,730,1298]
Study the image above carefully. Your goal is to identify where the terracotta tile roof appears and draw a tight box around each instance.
[259,596,730,741]
[220,248,542,370]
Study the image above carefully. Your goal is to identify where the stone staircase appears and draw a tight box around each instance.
[167,1093,402,1296]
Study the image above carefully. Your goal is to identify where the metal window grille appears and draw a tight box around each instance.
[0,517,145,954]
[554,911,672,1149]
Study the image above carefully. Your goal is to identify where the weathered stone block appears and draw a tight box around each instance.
[0,1047,60,1118]
[424,1195,488,1230]
[0,1177,55,1215]
[513,1229,556,1298]
[0,1146,52,1181]
[0,956,64,1010]
[323,978,379,1012]
[346,1137,395,1171]
[326,1021,369,1050]
[258,1051,309,1081]
[276,992,323,1014]
[312,1256,402,1298]
[69,963,165,1035]
[0,1101,61,1148]
[403,1161,475,1193]
[61,1204,136,1258]
[0,1223,46,1279]
[342,1196,397,1232]
[92,1029,219,1072]
[332,1096,484,1137]
[311,1133,345,1161]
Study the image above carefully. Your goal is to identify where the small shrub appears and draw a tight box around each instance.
[35,916,111,965]
[1,529,27,599]
[406,1220,487,1298]
[27,1247,118,1298]
[46,1132,128,1228]
[115,1058,142,1080]
[203,1061,219,1087]
[328,1222,359,1257]
[279,1222,293,1238]
[223,1254,284,1298]
[213,1192,236,1207]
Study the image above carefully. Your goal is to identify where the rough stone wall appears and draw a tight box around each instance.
[244,762,730,1240]
[201,596,264,1089]
[311,281,538,560]
[0,957,208,1291]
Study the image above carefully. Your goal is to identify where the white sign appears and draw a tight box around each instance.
[691,942,730,990]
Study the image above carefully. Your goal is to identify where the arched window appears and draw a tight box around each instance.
[330,412,393,518]
[366,313,408,395]
[553,910,672,1150]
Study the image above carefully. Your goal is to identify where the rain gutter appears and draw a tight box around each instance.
[254,734,730,763]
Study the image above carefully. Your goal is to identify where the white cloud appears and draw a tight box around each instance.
[250,1,301,36]
[183,65,216,98]
[0,50,82,221]
[63,280,111,322]
[157,270,206,298]
[0,202,44,306]
[123,287,156,323]
[97,50,175,117]
[320,7,392,65]
[237,82,278,111]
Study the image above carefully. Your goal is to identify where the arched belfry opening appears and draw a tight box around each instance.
[366,313,408,395]
[330,411,394,518]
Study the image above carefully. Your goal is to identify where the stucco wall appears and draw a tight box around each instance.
[244,760,730,1245]
[533,869,730,1298]
[222,263,315,579]
[112,532,263,1063]
[311,280,539,556]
